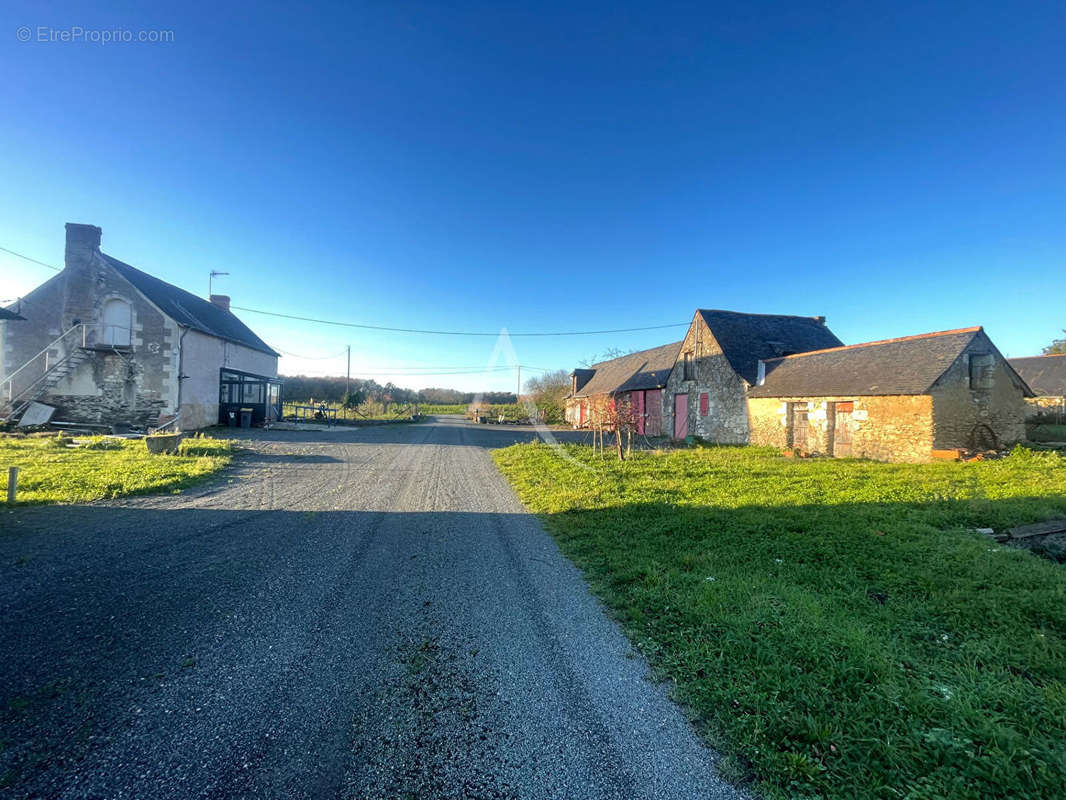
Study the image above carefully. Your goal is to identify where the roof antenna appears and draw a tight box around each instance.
[209,270,230,297]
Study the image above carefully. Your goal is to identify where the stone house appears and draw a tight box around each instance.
[747,327,1032,461]
[565,341,681,434]
[1008,354,1066,423]
[0,223,280,431]
[661,310,844,441]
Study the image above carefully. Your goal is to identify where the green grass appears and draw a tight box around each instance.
[493,443,1066,800]
[281,401,418,422]
[0,434,233,506]
[1028,423,1066,443]
[420,403,469,415]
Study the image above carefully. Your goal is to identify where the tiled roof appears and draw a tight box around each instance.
[1009,354,1066,397]
[748,327,987,398]
[574,341,683,397]
[697,309,843,384]
[103,254,278,356]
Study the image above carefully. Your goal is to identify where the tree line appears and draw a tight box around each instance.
[280,375,516,407]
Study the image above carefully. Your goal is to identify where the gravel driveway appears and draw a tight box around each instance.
[0,416,740,799]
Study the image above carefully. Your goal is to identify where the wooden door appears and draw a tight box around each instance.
[645,389,662,435]
[633,391,645,435]
[833,402,853,457]
[790,403,809,450]
[674,393,689,439]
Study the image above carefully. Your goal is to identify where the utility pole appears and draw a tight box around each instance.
[516,364,521,400]
[346,345,351,397]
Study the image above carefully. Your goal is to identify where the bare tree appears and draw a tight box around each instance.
[587,394,639,461]
[524,369,570,423]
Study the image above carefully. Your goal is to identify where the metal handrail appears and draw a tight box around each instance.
[1,324,83,393]
[1,324,87,403]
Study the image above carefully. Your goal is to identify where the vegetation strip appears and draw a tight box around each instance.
[0,435,233,506]
[493,443,1066,800]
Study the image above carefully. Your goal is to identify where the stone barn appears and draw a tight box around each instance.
[0,223,280,431]
[1008,354,1066,423]
[565,341,681,434]
[746,327,1032,461]
[662,309,843,442]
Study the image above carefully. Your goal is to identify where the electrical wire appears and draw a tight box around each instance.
[0,242,689,338]
[235,304,688,337]
[0,246,62,271]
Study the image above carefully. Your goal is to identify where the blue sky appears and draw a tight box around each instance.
[1,1,1063,392]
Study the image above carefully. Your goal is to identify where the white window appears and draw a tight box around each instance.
[101,298,132,346]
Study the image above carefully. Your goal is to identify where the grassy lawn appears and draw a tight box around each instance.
[0,435,233,506]
[281,401,418,422]
[420,403,469,415]
[493,443,1066,800]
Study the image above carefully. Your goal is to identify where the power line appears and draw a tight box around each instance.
[273,346,350,361]
[234,304,688,337]
[0,246,62,271]
[0,242,689,337]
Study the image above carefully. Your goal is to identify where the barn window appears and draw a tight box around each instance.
[683,351,694,381]
[969,353,994,390]
[699,393,709,416]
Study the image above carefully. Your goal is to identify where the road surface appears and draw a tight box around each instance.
[0,416,740,799]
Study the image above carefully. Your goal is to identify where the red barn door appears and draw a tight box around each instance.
[674,393,689,439]
[633,391,645,434]
[645,390,662,435]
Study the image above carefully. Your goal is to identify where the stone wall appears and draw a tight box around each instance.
[1,223,276,431]
[748,395,935,462]
[663,314,748,442]
[2,225,179,429]
[929,331,1029,449]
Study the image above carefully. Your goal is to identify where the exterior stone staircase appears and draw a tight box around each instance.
[1,325,92,423]
[3,349,91,422]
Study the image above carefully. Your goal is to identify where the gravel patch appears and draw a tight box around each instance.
[0,418,741,799]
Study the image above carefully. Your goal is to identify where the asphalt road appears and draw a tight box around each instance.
[0,416,740,799]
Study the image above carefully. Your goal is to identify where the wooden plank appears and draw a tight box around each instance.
[1007,519,1066,539]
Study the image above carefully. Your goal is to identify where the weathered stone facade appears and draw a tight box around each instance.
[1,225,179,428]
[928,331,1029,449]
[662,314,750,443]
[747,331,1029,461]
[1,223,278,430]
[748,395,935,462]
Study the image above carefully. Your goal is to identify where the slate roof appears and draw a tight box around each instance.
[748,327,993,398]
[574,341,683,397]
[1009,355,1066,397]
[103,254,278,356]
[698,309,844,384]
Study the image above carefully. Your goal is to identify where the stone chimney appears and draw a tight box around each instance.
[210,295,231,312]
[65,223,102,271]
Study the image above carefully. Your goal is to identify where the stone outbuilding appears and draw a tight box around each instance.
[565,341,681,434]
[662,309,844,441]
[1008,354,1066,423]
[747,327,1032,461]
[1,223,281,431]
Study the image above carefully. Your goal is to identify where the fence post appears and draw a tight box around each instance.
[7,466,17,504]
